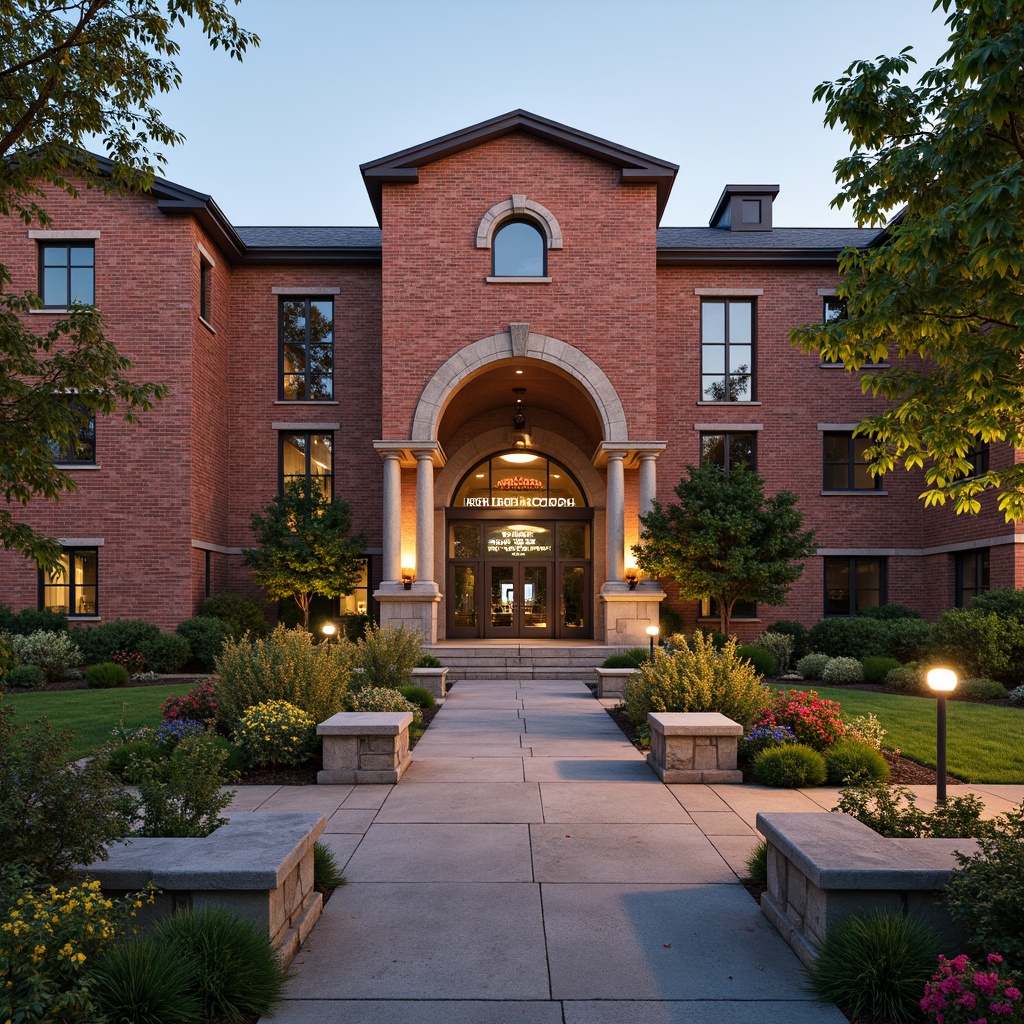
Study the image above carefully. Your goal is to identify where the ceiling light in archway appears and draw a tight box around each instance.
[501,452,539,464]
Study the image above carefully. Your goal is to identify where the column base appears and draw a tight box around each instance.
[599,584,665,646]
[375,586,441,643]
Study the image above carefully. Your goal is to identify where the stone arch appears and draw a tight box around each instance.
[475,195,564,250]
[410,330,628,443]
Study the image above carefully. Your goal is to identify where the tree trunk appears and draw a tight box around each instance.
[297,594,311,631]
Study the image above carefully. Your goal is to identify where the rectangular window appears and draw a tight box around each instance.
[956,549,990,607]
[48,396,96,465]
[821,297,846,365]
[39,547,98,616]
[339,558,370,618]
[200,258,213,323]
[965,441,989,478]
[280,431,333,499]
[700,596,757,619]
[824,556,885,616]
[700,432,755,472]
[823,432,879,491]
[280,298,334,400]
[701,300,754,402]
[39,242,94,307]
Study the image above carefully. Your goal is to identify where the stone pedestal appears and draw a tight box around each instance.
[599,583,665,645]
[375,584,441,643]
[647,711,743,783]
[411,665,448,698]
[594,667,636,699]
[317,711,413,784]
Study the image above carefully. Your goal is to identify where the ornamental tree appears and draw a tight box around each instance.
[243,482,366,631]
[0,1,258,570]
[791,0,1024,519]
[632,464,816,635]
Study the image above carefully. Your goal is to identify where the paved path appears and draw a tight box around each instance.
[231,678,1022,1024]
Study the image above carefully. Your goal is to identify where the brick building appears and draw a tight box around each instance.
[1,110,1016,643]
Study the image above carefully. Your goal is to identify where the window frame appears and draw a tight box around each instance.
[700,299,756,402]
[278,296,335,402]
[699,431,756,473]
[199,258,213,324]
[823,555,887,616]
[279,430,334,500]
[955,548,990,607]
[38,241,95,308]
[38,546,99,617]
[699,596,757,620]
[49,395,96,466]
[491,218,547,278]
[823,432,881,492]
[965,441,990,478]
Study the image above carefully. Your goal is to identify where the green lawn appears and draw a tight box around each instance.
[808,686,1024,785]
[3,683,195,760]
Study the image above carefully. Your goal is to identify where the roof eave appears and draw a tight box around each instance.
[238,245,383,265]
[656,246,848,266]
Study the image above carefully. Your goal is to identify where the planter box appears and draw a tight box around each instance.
[317,710,413,784]
[594,667,636,699]
[412,665,448,698]
[77,813,324,966]
[647,711,743,783]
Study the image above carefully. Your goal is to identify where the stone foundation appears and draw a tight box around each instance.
[318,711,413,784]
[647,712,743,783]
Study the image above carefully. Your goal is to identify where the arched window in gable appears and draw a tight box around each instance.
[492,220,546,277]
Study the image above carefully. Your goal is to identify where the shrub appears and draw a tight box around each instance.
[808,616,887,659]
[356,622,423,690]
[954,677,1007,701]
[161,678,219,724]
[807,910,942,1024]
[0,705,135,879]
[844,711,886,750]
[73,618,162,666]
[882,618,935,661]
[9,629,81,681]
[399,684,436,709]
[739,724,796,760]
[862,655,902,685]
[821,656,863,685]
[887,664,924,694]
[944,805,1024,966]
[4,663,46,689]
[127,734,235,838]
[93,935,203,1024]
[214,624,354,728]
[143,631,191,673]
[105,735,163,780]
[767,619,809,660]
[833,782,993,839]
[176,615,229,670]
[659,604,684,638]
[858,603,923,620]
[313,840,346,891]
[921,953,1024,1024]
[734,644,777,677]
[111,648,145,676]
[931,608,1024,686]
[343,613,372,643]
[235,700,316,768]
[969,586,1024,620]
[795,652,830,680]
[155,906,288,1022]
[1009,684,1024,707]
[0,632,14,679]
[751,631,794,673]
[417,653,442,668]
[752,743,827,787]
[200,591,271,639]
[745,839,767,885]
[602,649,648,668]
[621,631,770,729]
[85,661,130,688]
[0,606,69,635]
[349,686,418,714]
[824,738,890,785]
[755,689,846,750]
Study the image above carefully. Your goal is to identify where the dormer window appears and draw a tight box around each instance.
[493,220,546,277]
[709,185,779,232]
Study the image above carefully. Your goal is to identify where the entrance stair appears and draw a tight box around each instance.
[425,641,628,680]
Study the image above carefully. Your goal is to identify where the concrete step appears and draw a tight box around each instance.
[425,644,629,681]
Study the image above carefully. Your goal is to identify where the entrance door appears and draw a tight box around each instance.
[485,562,552,638]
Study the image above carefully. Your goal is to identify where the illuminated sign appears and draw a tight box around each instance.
[465,497,576,508]
[486,528,553,557]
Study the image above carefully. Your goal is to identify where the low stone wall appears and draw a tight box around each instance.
[647,711,743,783]
[594,667,635,699]
[757,811,979,967]
[318,710,413,784]
[77,813,325,966]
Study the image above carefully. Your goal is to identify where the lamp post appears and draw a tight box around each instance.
[646,624,659,663]
[321,622,336,646]
[926,667,957,804]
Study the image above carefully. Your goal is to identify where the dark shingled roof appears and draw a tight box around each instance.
[656,226,881,249]
[235,226,382,248]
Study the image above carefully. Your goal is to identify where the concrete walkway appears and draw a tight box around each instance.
[231,678,1023,1024]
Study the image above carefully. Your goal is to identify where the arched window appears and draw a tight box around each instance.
[492,220,546,277]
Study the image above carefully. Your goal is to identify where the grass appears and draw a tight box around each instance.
[2,683,195,760]
[807,686,1024,784]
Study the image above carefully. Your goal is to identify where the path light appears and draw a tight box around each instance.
[926,667,957,804]
[321,622,336,645]
[646,624,659,663]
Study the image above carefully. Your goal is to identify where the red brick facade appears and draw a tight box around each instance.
[1,111,1015,638]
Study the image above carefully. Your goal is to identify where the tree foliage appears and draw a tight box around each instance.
[633,464,816,635]
[243,482,366,630]
[791,1,1024,519]
[0,1,258,569]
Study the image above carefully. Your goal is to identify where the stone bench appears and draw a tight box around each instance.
[317,711,413,784]
[594,667,636,699]
[757,811,979,967]
[77,812,324,966]
[647,711,743,783]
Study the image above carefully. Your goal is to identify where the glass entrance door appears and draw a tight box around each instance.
[485,562,552,638]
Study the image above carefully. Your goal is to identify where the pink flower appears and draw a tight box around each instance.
[987,955,1004,966]
[1005,988,1021,1002]
[958,992,978,1009]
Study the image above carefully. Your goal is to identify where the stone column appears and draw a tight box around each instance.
[414,449,435,585]
[605,449,626,583]
[638,451,658,528]
[382,451,402,584]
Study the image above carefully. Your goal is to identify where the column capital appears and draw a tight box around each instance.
[592,441,667,469]
[374,440,446,468]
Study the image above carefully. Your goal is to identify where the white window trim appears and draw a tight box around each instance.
[272,286,341,295]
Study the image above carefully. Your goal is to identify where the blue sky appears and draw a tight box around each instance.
[154,0,951,229]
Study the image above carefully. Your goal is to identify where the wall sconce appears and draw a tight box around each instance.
[401,569,415,590]
[926,667,957,804]
[625,568,639,590]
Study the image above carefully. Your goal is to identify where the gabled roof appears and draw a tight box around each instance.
[656,226,882,264]
[360,109,679,224]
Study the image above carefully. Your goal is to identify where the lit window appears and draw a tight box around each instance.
[700,596,756,619]
[40,243,94,307]
[492,221,545,277]
[700,432,755,473]
[701,300,754,401]
[280,432,333,500]
[280,298,334,400]
[824,556,885,615]
[339,558,370,618]
[823,433,880,491]
[39,547,98,616]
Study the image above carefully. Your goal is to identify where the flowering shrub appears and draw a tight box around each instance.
[754,689,846,750]
[110,649,144,676]
[739,724,797,760]
[921,954,1024,1023]
[795,652,831,681]
[348,686,418,715]
[9,630,82,682]
[1010,685,1024,708]
[822,656,864,685]
[0,873,154,1024]
[235,700,316,768]
[161,678,219,724]
[845,711,887,750]
[155,719,205,748]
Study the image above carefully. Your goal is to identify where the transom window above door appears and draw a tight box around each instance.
[452,453,586,509]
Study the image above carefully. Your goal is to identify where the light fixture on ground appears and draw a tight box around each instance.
[926,667,957,804]
[321,622,336,645]
[646,624,659,662]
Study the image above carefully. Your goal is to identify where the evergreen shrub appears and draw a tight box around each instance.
[176,615,228,670]
[930,608,1024,686]
[752,743,827,787]
[200,591,270,638]
[0,605,69,635]
[85,661,129,688]
[824,738,890,785]
[862,655,902,685]
[4,664,46,689]
[356,623,423,690]
[602,648,648,668]
[399,684,436,709]
[143,631,190,673]
[73,618,161,666]
[734,644,777,677]
[886,664,924,694]
[795,652,830,680]
[954,678,1006,701]
[821,656,863,685]
[858,603,922,620]
[416,653,442,668]
[752,631,794,673]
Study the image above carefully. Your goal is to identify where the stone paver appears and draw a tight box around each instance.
[230,676,1020,1023]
